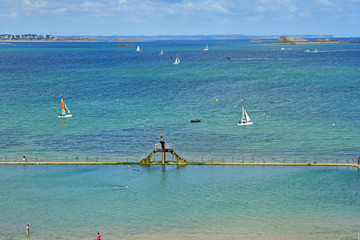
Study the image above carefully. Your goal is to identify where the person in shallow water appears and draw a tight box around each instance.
[25,224,30,234]
[97,232,101,240]
[357,156,360,165]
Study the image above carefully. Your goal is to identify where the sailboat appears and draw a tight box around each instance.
[204,44,209,51]
[58,98,72,118]
[136,46,140,52]
[237,100,253,125]
[173,55,180,65]
[159,49,164,55]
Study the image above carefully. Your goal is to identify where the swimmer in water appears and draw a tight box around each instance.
[26,224,30,234]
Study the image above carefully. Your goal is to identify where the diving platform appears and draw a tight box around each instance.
[140,134,186,165]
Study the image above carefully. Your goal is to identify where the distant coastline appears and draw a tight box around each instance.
[109,38,146,42]
[0,34,101,42]
[2,33,359,43]
[1,33,338,42]
[251,36,352,45]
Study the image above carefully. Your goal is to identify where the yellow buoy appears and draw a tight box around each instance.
[332,123,335,126]
[216,99,218,102]
[263,113,266,116]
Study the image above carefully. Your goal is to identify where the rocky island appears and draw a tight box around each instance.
[116,44,135,47]
[271,36,349,45]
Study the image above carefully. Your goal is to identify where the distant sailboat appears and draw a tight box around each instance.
[58,97,72,118]
[173,55,180,65]
[136,46,140,52]
[204,44,209,51]
[237,100,253,125]
[159,49,164,55]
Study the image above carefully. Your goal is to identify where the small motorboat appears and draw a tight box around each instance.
[190,119,201,123]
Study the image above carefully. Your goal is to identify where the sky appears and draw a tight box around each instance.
[0,0,360,37]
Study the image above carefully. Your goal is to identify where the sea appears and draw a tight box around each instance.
[0,40,360,239]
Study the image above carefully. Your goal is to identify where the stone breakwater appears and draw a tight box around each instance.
[0,161,359,170]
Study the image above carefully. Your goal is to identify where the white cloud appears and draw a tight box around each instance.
[255,5,265,12]
[23,0,46,8]
[17,0,129,16]
[1,0,358,25]
[318,0,332,6]
[165,0,230,14]
[298,11,312,18]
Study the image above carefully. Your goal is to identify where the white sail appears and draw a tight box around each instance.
[238,100,253,125]
[173,55,180,65]
[136,46,140,52]
[204,44,209,51]
[65,104,71,114]
[244,109,251,122]
[159,49,164,55]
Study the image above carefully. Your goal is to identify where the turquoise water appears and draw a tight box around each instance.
[0,165,359,239]
[1,41,360,239]
[0,41,360,162]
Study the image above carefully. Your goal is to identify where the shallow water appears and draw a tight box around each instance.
[0,165,359,239]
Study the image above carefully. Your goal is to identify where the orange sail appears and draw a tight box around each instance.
[60,99,66,115]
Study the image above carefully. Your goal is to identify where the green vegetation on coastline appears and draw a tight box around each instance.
[0,34,100,42]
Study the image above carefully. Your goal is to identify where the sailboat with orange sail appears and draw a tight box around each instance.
[58,97,72,118]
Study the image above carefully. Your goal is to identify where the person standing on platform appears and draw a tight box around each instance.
[160,133,164,142]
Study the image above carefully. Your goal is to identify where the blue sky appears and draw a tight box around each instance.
[1,0,360,36]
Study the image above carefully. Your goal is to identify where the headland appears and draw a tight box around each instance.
[0,34,101,42]
[255,36,351,45]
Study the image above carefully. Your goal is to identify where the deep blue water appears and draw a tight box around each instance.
[0,41,360,162]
